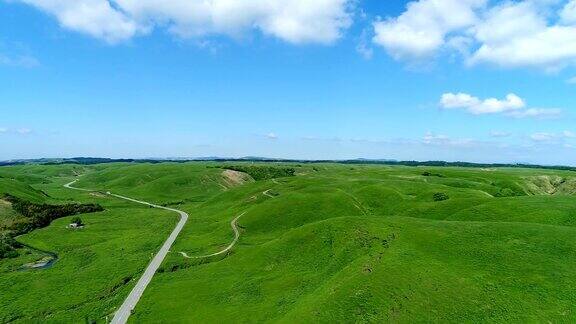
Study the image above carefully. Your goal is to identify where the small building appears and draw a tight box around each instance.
[68,222,84,229]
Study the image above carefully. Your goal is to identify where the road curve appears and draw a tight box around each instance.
[64,179,189,324]
[179,211,246,259]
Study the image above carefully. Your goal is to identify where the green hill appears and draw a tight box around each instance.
[0,163,574,322]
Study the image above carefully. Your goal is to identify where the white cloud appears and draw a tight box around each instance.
[266,132,278,140]
[506,108,562,119]
[440,92,524,114]
[19,0,141,43]
[563,130,576,138]
[529,130,575,143]
[567,76,576,84]
[373,0,486,60]
[530,132,556,142]
[373,0,576,70]
[0,128,7,133]
[16,128,32,135]
[422,132,475,147]
[440,92,561,118]
[0,54,40,68]
[561,0,576,24]
[356,28,374,59]
[15,0,354,45]
[490,131,512,138]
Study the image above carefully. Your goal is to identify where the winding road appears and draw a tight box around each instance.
[179,211,246,259]
[64,180,189,324]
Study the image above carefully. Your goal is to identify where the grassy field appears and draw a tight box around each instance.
[0,162,575,322]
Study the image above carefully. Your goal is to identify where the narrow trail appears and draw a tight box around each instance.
[179,212,246,259]
[64,179,189,324]
[262,189,275,198]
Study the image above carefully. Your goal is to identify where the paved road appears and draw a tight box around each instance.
[64,180,189,324]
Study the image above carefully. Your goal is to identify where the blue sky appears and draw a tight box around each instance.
[1,0,576,164]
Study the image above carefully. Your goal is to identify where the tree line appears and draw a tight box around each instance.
[0,195,103,259]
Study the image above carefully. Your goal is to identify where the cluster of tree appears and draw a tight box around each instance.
[0,195,103,259]
[0,233,21,259]
[3,194,103,236]
[223,165,296,181]
[70,216,84,226]
[433,192,450,202]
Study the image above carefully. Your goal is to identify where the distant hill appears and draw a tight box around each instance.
[1,157,575,172]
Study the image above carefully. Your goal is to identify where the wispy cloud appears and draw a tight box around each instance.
[0,127,35,135]
[356,28,374,60]
[529,130,575,143]
[422,132,476,148]
[0,54,39,68]
[530,132,556,142]
[490,131,512,138]
[16,128,32,135]
[265,132,278,140]
[564,130,576,138]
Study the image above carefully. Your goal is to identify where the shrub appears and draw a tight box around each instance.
[70,216,83,226]
[433,192,450,202]
[0,233,21,259]
[422,171,444,177]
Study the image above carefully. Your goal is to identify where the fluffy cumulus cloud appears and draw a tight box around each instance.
[373,0,576,70]
[14,0,353,44]
[18,0,141,43]
[440,92,561,118]
[373,0,486,60]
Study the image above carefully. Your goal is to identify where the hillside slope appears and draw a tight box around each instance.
[0,163,574,322]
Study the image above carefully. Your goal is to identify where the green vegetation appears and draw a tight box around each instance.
[432,192,449,201]
[422,170,444,177]
[0,233,21,258]
[3,194,103,235]
[0,162,575,322]
[70,216,84,227]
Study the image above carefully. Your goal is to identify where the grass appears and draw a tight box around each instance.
[0,162,575,322]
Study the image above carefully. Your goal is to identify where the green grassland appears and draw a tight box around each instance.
[0,162,575,322]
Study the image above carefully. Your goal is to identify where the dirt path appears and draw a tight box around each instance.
[179,212,246,259]
[262,189,276,198]
[64,179,189,324]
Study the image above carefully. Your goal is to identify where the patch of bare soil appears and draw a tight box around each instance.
[525,176,576,195]
[221,170,253,189]
[89,192,106,198]
[0,199,11,208]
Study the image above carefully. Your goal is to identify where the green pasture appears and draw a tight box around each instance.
[0,162,574,322]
